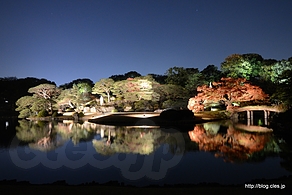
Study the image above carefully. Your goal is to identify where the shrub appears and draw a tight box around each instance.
[111,109,118,113]
[77,112,84,118]
[52,111,60,117]
[65,108,75,112]
[134,100,160,111]
[37,110,48,117]
[18,109,32,118]
[162,99,187,109]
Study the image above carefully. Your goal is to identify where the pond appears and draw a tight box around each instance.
[0,118,291,187]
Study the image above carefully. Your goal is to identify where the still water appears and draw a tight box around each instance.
[0,118,291,186]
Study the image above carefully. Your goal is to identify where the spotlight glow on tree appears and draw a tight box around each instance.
[188,78,269,112]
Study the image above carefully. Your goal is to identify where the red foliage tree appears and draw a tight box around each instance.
[188,78,269,112]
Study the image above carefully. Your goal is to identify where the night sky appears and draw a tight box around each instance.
[1,0,292,86]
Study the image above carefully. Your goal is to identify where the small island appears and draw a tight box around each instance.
[0,53,289,133]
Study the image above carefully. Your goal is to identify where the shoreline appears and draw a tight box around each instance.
[25,111,219,124]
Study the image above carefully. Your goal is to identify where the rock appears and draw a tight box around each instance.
[124,106,132,111]
[160,109,194,120]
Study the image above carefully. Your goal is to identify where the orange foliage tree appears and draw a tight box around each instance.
[188,78,269,112]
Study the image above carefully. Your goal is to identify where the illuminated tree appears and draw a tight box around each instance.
[271,69,292,107]
[188,77,269,112]
[92,78,115,103]
[260,59,292,83]
[0,77,55,115]
[57,83,93,111]
[16,84,60,118]
[221,53,263,80]
[113,77,159,103]
[28,84,59,99]
[28,84,60,113]
[15,96,38,118]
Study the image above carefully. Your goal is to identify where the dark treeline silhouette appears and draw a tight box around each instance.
[109,71,142,81]
[59,78,94,89]
[0,77,55,116]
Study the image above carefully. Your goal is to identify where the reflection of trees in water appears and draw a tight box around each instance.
[16,120,63,151]
[160,131,187,155]
[188,122,281,162]
[93,127,167,155]
[55,121,96,145]
[16,120,53,143]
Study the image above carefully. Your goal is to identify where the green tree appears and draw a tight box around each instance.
[124,71,141,78]
[221,53,263,80]
[57,83,93,111]
[15,94,51,118]
[28,84,60,114]
[165,66,203,96]
[200,65,222,84]
[59,78,94,89]
[185,72,204,96]
[15,96,37,118]
[165,67,199,87]
[1,77,54,116]
[113,77,159,104]
[73,83,93,108]
[154,84,188,108]
[92,78,115,103]
[260,59,292,84]
[271,69,292,107]
[110,71,142,81]
[147,74,167,84]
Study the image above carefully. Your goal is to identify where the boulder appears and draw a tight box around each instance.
[160,109,194,120]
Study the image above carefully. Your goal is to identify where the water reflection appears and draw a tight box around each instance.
[14,120,285,162]
[16,120,65,151]
[10,120,185,182]
[1,119,291,185]
[15,120,171,156]
[56,120,96,145]
[92,128,163,155]
[188,121,281,162]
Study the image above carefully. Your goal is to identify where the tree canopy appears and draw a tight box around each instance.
[221,53,264,80]
[188,77,269,112]
[92,78,115,103]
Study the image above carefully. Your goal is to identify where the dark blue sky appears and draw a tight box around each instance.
[1,0,292,86]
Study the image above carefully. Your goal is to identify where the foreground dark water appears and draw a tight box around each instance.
[0,118,291,187]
